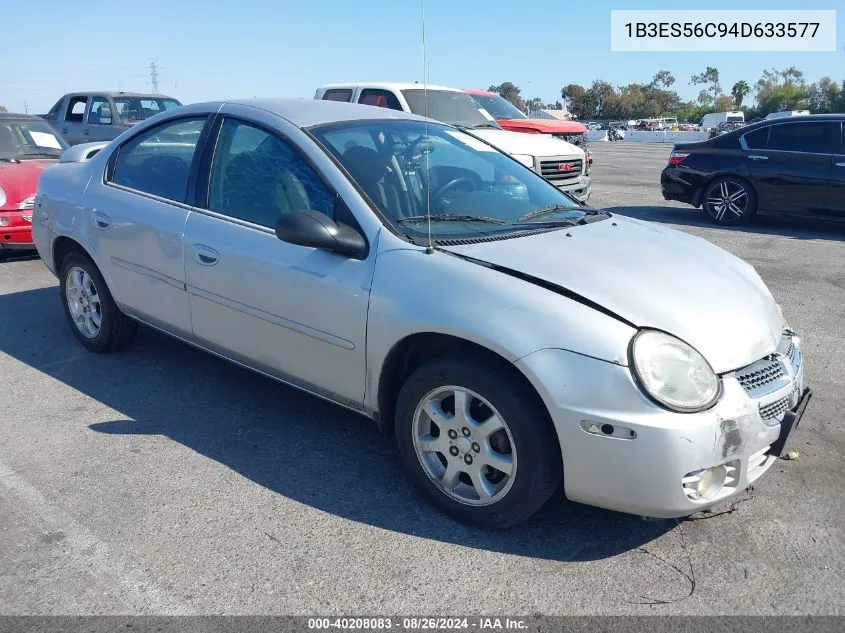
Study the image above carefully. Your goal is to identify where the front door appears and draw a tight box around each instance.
[85,95,118,142]
[84,115,210,337]
[182,116,372,406]
[829,122,845,216]
[743,120,837,215]
[61,95,89,144]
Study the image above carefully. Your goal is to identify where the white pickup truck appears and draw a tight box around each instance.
[314,82,591,202]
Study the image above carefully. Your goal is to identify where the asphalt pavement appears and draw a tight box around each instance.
[0,142,842,615]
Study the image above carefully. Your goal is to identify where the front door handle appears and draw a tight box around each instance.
[747,154,769,161]
[192,244,219,266]
[83,129,90,136]
[835,162,845,167]
[92,212,111,229]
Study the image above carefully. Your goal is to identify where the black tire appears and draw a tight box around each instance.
[701,176,757,225]
[395,355,562,529]
[59,251,137,352]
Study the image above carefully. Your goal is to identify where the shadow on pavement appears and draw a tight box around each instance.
[2,285,675,562]
[603,205,845,243]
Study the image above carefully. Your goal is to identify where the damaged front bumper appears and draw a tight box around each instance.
[516,331,808,518]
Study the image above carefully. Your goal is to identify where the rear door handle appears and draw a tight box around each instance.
[192,244,219,266]
[747,154,769,161]
[92,212,111,229]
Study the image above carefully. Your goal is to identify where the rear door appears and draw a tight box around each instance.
[59,95,89,144]
[743,120,837,215]
[831,121,845,216]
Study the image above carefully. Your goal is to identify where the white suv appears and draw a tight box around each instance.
[315,82,591,202]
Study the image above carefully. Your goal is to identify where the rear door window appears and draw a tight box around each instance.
[743,127,769,150]
[110,117,207,202]
[65,96,88,123]
[322,89,353,102]
[767,122,837,154]
[358,89,402,111]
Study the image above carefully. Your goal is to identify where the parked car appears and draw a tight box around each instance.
[0,113,69,259]
[464,90,588,148]
[314,82,591,202]
[32,99,810,527]
[40,92,182,145]
[661,114,845,224]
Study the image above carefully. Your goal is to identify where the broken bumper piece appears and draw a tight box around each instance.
[515,331,807,518]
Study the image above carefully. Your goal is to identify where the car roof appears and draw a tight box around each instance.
[319,82,461,93]
[188,98,432,128]
[64,91,179,100]
[0,113,47,122]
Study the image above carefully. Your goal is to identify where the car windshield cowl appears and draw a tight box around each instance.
[397,214,507,225]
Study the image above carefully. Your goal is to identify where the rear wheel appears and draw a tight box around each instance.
[59,252,137,352]
[395,355,561,528]
[702,177,757,225]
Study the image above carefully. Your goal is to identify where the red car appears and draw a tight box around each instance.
[0,114,68,259]
[466,89,589,146]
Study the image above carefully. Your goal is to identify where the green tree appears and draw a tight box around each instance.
[715,95,735,112]
[690,67,721,104]
[488,82,523,109]
[561,84,588,118]
[650,70,676,89]
[0,105,7,113]
[731,81,750,107]
[524,97,545,114]
[755,67,810,115]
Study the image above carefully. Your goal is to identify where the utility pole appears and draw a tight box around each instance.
[24,99,28,114]
[149,59,160,94]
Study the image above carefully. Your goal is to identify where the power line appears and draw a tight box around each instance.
[149,59,160,93]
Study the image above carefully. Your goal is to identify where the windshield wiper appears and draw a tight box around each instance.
[397,214,507,225]
[16,152,60,159]
[0,157,21,163]
[516,205,609,224]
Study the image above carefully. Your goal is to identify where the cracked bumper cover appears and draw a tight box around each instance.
[516,344,806,518]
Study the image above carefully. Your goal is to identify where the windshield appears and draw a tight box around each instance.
[113,97,182,123]
[468,94,526,120]
[401,90,500,130]
[0,119,67,160]
[310,119,597,240]
[727,116,744,123]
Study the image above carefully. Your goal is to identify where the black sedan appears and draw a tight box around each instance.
[661,114,845,225]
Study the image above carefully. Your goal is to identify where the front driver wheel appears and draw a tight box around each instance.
[702,177,757,225]
[395,355,561,528]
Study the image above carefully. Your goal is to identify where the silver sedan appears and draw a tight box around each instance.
[31,99,811,528]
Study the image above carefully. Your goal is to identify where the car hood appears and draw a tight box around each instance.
[470,128,583,159]
[0,159,56,207]
[442,216,781,373]
[498,118,586,134]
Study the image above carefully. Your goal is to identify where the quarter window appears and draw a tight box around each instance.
[208,119,334,228]
[65,96,88,123]
[767,122,836,154]
[743,127,769,150]
[111,117,207,203]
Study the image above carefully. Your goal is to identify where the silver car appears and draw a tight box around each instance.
[31,99,811,528]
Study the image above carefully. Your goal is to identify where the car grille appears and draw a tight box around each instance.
[538,158,583,182]
[759,395,790,421]
[735,359,786,393]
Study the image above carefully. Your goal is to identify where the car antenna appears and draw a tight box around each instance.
[422,0,434,255]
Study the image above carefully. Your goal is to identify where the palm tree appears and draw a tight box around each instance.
[731,81,750,108]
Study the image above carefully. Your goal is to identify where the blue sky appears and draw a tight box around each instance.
[2,0,842,114]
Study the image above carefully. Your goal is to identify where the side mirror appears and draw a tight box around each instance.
[274,210,367,259]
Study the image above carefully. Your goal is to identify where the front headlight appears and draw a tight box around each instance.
[0,186,7,208]
[511,154,535,169]
[631,330,720,412]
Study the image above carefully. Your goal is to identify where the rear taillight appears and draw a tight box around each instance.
[668,151,690,166]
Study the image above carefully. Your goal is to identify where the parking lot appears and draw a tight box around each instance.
[1,142,842,615]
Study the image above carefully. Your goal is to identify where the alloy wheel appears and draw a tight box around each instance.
[704,180,748,223]
[65,267,102,338]
[412,385,517,506]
